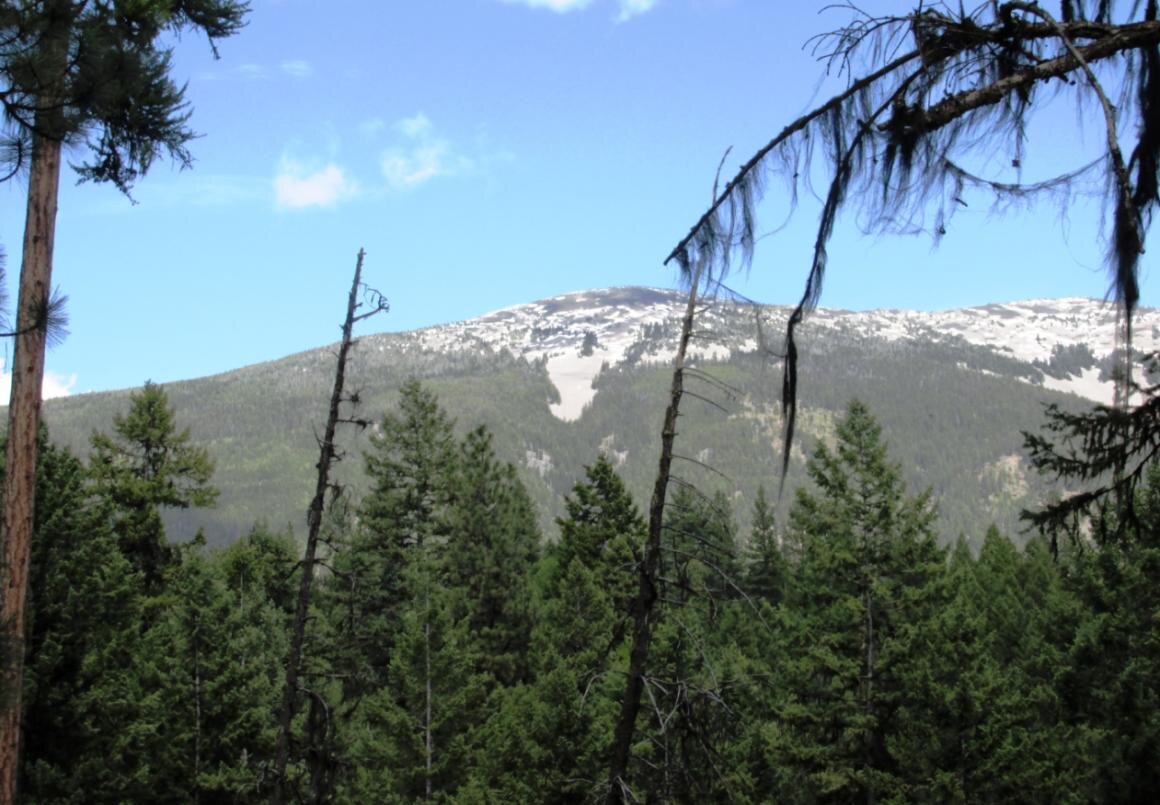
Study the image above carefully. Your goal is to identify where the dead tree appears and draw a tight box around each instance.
[271,248,388,804]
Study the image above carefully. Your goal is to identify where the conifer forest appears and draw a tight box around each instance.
[4,1,1160,803]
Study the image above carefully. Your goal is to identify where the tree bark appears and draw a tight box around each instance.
[606,259,704,803]
[0,103,64,805]
[271,249,368,804]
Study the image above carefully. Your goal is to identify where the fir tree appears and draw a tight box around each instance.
[89,382,218,590]
[443,425,541,687]
[743,484,787,605]
[332,379,458,702]
[782,399,944,802]
[17,436,147,801]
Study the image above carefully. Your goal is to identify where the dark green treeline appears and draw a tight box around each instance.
[11,383,1160,802]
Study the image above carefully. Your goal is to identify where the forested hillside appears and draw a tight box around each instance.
[15,381,1159,801]
[37,289,1144,548]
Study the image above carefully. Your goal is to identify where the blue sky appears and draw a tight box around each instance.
[0,0,1152,397]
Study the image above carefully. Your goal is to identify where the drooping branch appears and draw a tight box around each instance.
[665,2,1160,493]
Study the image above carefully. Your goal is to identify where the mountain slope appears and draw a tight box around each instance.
[39,288,1155,548]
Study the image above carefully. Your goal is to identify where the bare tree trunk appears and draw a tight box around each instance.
[606,260,704,803]
[863,581,875,805]
[272,249,372,804]
[0,81,65,804]
[194,640,203,805]
[425,602,433,802]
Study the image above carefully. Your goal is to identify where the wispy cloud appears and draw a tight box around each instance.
[497,0,656,18]
[615,0,657,21]
[358,117,387,137]
[380,113,473,190]
[500,0,594,11]
[0,371,77,400]
[273,159,358,209]
[396,112,433,139]
[280,59,313,78]
[234,63,269,80]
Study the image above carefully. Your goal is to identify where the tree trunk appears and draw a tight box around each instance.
[271,249,368,804]
[425,600,433,802]
[0,98,65,804]
[605,259,704,803]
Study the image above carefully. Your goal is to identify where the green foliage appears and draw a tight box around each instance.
[780,400,945,802]
[743,484,787,604]
[89,381,218,589]
[1059,464,1160,801]
[19,437,149,801]
[0,0,249,192]
[443,425,541,686]
[142,543,285,801]
[19,372,1160,800]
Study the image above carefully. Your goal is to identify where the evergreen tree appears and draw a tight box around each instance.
[144,541,285,802]
[0,5,247,789]
[338,553,487,803]
[467,457,644,800]
[781,399,944,802]
[554,453,641,621]
[632,485,745,801]
[442,425,541,687]
[89,382,218,589]
[17,436,148,801]
[743,484,787,604]
[332,379,458,699]
[1059,463,1160,801]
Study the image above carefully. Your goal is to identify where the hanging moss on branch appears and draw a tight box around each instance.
[666,1,1160,489]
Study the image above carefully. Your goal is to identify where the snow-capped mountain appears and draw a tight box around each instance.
[43,286,1156,546]
[385,287,1159,420]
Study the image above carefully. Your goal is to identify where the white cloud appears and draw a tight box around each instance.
[498,0,656,17]
[380,114,473,190]
[358,117,386,137]
[396,112,433,139]
[234,63,269,80]
[273,160,358,209]
[0,371,77,401]
[501,0,594,11]
[615,0,657,21]
[280,59,313,78]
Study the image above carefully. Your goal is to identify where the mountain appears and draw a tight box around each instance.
[39,288,1159,549]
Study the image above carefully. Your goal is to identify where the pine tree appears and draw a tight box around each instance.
[144,541,285,802]
[0,5,247,789]
[781,399,944,802]
[17,436,147,801]
[743,484,787,604]
[1058,464,1160,800]
[442,425,541,687]
[467,457,644,800]
[89,382,218,590]
[331,379,458,702]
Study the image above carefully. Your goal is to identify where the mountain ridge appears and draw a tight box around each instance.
[35,287,1152,547]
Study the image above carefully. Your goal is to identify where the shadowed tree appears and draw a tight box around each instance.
[0,2,248,794]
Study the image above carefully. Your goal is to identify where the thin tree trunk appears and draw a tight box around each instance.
[605,259,704,803]
[0,47,67,798]
[425,597,433,802]
[271,249,368,804]
[194,639,203,805]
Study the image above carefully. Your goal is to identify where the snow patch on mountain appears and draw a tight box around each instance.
[1041,367,1112,405]
[388,288,1159,420]
[546,352,609,421]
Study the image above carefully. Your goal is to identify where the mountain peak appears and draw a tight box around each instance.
[385,287,1157,419]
